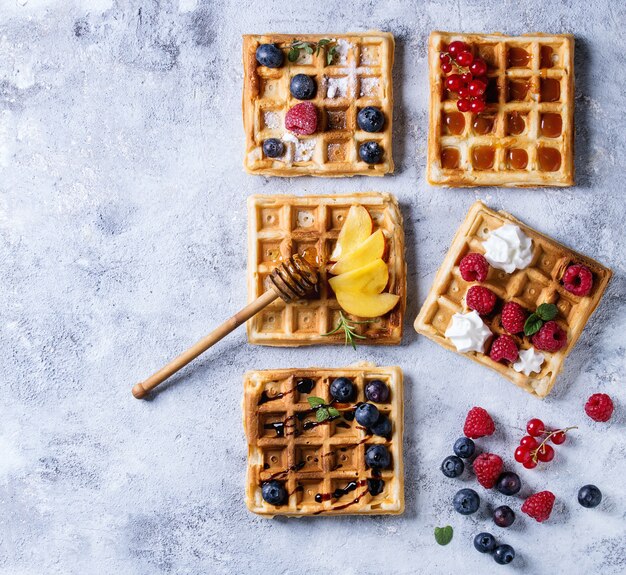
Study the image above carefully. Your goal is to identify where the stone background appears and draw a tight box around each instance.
[1,1,625,573]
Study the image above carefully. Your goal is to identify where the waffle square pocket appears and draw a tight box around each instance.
[243,365,404,516]
[427,32,574,187]
[414,202,612,397]
[242,33,394,177]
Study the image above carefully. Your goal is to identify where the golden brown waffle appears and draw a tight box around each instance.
[414,202,612,397]
[427,31,574,187]
[242,33,394,177]
[243,364,404,517]
[247,192,405,346]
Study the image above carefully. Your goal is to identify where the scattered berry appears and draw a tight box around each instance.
[355,403,380,427]
[457,86,470,99]
[285,102,318,135]
[445,74,463,92]
[457,98,471,112]
[370,415,392,438]
[453,488,480,515]
[520,435,539,449]
[521,491,555,522]
[496,472,521,496]
[466,285,497,314]
[501,301,527,334]
[453,437,476,459]
[469,99,486,113]
[262,138,285,158]
[523,458,537,469]
[365,379,389,403]
[357,106,385,133]
[489,335,519,363]
[365,445,390,469]
[359,141,383,164]
[578,485,602,508]
[585,393,614,422]
[469,58,488,76]
[563,264,593,296]
[474,532,497,553]
[473,453,503,489]
[526,418,545,437]
[456,51,474,66]
[514,446,531,464]
[262,480,287,505]
[459,252,489,282]
[329,377,355,402]
[448,41,468,56]
[536,443,555,462]
[461,71,473,83]
[464,406,496,439]
[441,61,453,74]
[468,79,487,97]
[532,320,567,352]
[256,43,284,68]
[290,74,317,100]
[441,455,465,478]
[493,505,516,528]
[551,431,566,445]
[493,544,516,565]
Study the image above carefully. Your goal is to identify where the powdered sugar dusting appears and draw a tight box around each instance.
[263,110,280,130]
[360,77,380,98]
[325,76,348,99]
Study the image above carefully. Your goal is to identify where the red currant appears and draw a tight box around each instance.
[468,79,487,97]
[440,52,451,62]
[551,431,566,445]
[457,87,470,99]
[514,446,531,463]
[441,61,453,74]
[469,99,486,113]
[523,458,537,469]
[461,72,473,83]
[445,74,463,92]
[526,418,545,437]
[456,51,474,66]
[520,436,538,449]
[448,41,468,56]
[457,98,471,112]
[537,444,555,462]
[469,58,488,76]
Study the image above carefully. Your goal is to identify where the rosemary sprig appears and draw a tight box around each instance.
[322,311,372,350]
[288,38,338,65]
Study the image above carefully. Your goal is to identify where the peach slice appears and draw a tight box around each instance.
[328,259,388,295]
[330,230,385,275]
[336,291,400,318]
[330,205,372,261]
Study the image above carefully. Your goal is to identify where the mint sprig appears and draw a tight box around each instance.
[288,39,337,65]
[307,397,341,423]
[434,525,453,546]
[524,303,558,336]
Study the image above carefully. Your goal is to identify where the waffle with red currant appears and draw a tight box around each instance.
[427,32,574,187]
[414,201,612,397]
[242,33,394,176]
[243,364,404,517]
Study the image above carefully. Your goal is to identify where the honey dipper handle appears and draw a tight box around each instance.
[132,289,279,399]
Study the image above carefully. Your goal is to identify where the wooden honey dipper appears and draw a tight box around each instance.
[132,254,318,399]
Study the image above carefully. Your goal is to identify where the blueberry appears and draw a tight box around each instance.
[367,478,385,496]
[261,480,287,505]
[441,455,464,478]
[473,532,497,554]
[578,484,602,508]
[263,138,284,158]
[453,488,480,515]
[493,505,515,528]
[355,403,380,427]
[290,74,316,100]
[493,544,515,565]
[359,141,383,164]
[365,379,389,403]
[330,377,355,402]
[365,444,391,469]
[370,415,392,438]
[496,472,521,496]
[357,106,385,132]
[255,43,284,68]
[453,437,475,459]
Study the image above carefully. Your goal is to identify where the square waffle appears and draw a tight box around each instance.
[427,31,574,187]
[243,364,404,517]
[242,32,394,177]
[414,202,612,397]
[247,192,406,346]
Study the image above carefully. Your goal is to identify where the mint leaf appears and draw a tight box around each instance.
[316,408,329,422]
[304,44,314,54]
[536,303,557,321]
[327,46,337,66]
[524,313,543,336]
[307,396,325,408]
[328,407,340,418]
[434,525,453,546]
[288,47,299,62]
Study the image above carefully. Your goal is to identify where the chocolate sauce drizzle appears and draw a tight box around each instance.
[258,377,314,406]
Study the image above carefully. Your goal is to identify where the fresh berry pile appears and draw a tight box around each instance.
[562,263,594,296]
[584,393,614,422]
[513,418,577,469]
[521,490,555,523]
[439,41,489,113]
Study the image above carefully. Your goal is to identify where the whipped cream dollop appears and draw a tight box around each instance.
[513,348,545,376]
[445,310,492,353]
[482,224,533,273]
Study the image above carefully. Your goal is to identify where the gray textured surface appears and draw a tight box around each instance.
[1,1,625,573]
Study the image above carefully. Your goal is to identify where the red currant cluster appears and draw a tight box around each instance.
[514,418,577,469]
[440,41,489,113]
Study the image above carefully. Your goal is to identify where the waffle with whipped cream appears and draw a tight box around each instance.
[414,202,611,397]
[243,364,404,517]
[243,33,394,176]
[247,192,406,346]
[428,32,574,187]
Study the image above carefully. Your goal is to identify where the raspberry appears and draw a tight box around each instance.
[532,321,567,352]
[489,335,519,363]
[463,406,495,439]
[501,301,526,334]
[563,264,593,296]
[521,491,555,522]
[472,453,503,488]
[459,252,489,282]
[285,102,318,135]
[584,393,614,422]
[466,286,497,315]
